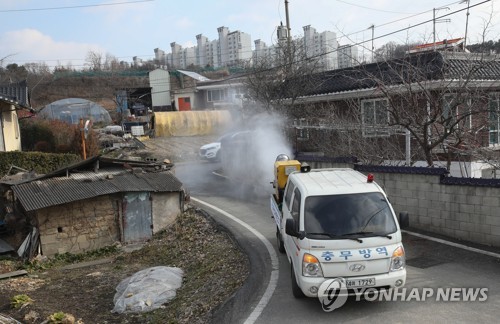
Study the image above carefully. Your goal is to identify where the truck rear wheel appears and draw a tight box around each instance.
[276,228,285,253]
[291,264,305,298]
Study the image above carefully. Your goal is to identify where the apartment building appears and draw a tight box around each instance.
[303,25,338,71]
[158,25,357,72]
[337,44,359,68]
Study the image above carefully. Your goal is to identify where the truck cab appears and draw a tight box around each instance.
[272,165,407,298]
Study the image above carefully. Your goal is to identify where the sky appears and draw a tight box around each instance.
[0,0,498,70]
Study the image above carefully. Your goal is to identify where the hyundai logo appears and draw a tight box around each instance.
[349,264,365,272]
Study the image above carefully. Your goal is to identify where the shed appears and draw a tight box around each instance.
[4,156,184,257]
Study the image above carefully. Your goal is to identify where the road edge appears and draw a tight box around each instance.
[191,197,278,324]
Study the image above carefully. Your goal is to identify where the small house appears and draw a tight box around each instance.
[3,156,185,257]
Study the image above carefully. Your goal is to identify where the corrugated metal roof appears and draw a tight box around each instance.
[178,70,211,81]
[11,171,183,212]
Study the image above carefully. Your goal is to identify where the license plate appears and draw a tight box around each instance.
[346,278,376,288]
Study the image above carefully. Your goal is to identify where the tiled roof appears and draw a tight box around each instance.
[301,51,500,98]
[0,80,30,108]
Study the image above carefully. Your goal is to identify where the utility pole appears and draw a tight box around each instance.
[433,7,451,51]
[368,24,375,62]
[461,0,471,48]
[285,0,292,64]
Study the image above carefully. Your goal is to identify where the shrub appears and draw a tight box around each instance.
[34,140,53,152]
[10,294,33,309]
[0,151,80,177]
[20,118,99,158]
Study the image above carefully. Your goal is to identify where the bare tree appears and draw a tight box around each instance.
[244,36,325,115]
[374,41,416,61]
[85,51,104,71]
[352,50,500,167]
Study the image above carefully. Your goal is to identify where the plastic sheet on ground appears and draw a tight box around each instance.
[112,266,183,313]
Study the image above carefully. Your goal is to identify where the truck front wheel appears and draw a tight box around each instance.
[291,264,305,298]
[276,228,285,253]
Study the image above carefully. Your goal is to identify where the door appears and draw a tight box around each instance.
[284,187,301,258]
[122,192,152,242]
[178,97,191,111]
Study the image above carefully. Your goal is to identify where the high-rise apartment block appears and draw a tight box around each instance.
[166,26,252,70]
[158,25,357,71]
[337,44,359,69]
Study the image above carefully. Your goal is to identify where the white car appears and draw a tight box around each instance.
[199,141,221,161]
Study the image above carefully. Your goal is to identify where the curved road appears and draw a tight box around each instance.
[175,161,500,324]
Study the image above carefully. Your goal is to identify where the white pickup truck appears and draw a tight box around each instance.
[270,156,408,298]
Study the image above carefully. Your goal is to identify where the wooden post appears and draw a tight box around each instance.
[80,118,87,159]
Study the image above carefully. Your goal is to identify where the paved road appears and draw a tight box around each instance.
[175,160,500,323]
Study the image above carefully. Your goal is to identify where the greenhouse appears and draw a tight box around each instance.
[39,98,112,125]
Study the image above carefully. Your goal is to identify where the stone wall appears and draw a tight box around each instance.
[301,160,500,248]
[152,192,182,233]
[36,195,120,256]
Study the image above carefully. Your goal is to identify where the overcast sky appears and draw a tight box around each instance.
[0,0,497,69]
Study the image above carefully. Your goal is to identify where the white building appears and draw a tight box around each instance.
[181,47,196,68]
[196,34,208,67]
[156,24,343,71]
[154,48,167,67]
[337,44,359,69]
[169,42,182,69]
[303,25,338,71]
[160,26,252,69]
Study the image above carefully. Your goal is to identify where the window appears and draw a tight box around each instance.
[361,99,389,137]
[304,192,397,239]
[291,188,301,224]
[284,181,296,210]
[442,94,473,130]
[207,89,227,102]
[293,118,309,140]
[489,94,500,146]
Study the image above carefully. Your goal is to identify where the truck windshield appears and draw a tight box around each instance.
[304,192,397,239]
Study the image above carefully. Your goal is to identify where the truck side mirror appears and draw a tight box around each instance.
[285,218,299,238]
[399,211,409,229]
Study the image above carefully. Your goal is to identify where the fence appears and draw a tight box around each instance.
[299,156,500,248]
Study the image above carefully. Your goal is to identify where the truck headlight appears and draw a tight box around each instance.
[303,253,323,277]
[390,246,406,271]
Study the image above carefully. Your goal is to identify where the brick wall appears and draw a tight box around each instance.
[36,195,120,256]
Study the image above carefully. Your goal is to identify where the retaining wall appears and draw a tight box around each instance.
[301,159,500,248]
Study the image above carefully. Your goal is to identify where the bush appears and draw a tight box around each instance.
[20,118,99,158]
[0,151,80,177]
[34,141,53,152]
[20,120,55,151]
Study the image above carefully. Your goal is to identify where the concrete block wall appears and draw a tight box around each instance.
[372,172,500,247]
[306,161,500,248]
[36,195,120,256]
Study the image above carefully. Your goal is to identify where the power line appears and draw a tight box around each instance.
[178,0,492,89]
[1,0,491,71]
[334,0,420,15]
[0,0,470,65]
[0,0,154,13]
